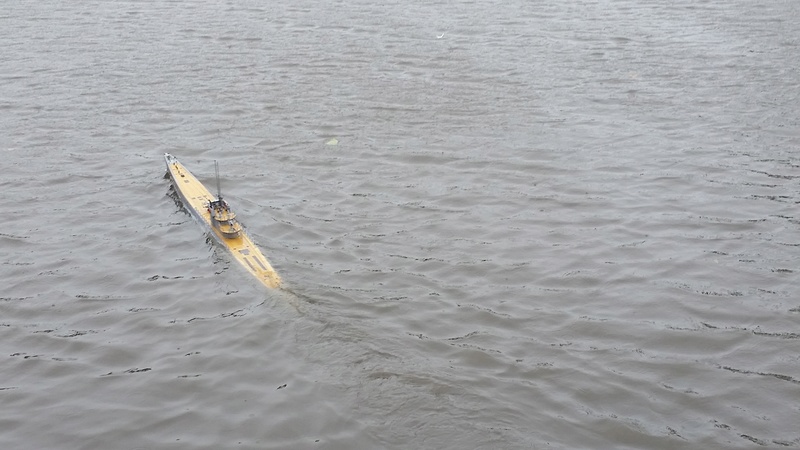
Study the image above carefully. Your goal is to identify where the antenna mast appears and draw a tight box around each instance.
[215,160,222,200]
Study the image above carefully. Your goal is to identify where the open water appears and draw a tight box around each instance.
[1,1,799,449]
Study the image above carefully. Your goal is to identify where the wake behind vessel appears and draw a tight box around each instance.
[164,153,280,288]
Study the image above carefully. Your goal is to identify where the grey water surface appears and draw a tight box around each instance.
[1,1,799,449]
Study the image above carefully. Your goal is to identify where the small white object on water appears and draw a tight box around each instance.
[326,138,339,146]
[437,32,446,39]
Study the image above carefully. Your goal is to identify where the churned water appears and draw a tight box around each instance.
[1,1,798,448]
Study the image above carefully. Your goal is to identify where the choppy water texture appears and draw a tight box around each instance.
[2,1,799,448]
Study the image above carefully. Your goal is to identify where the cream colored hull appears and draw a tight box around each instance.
[164,153,280,288]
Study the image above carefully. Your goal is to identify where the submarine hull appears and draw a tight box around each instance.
[164,153,281,288]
